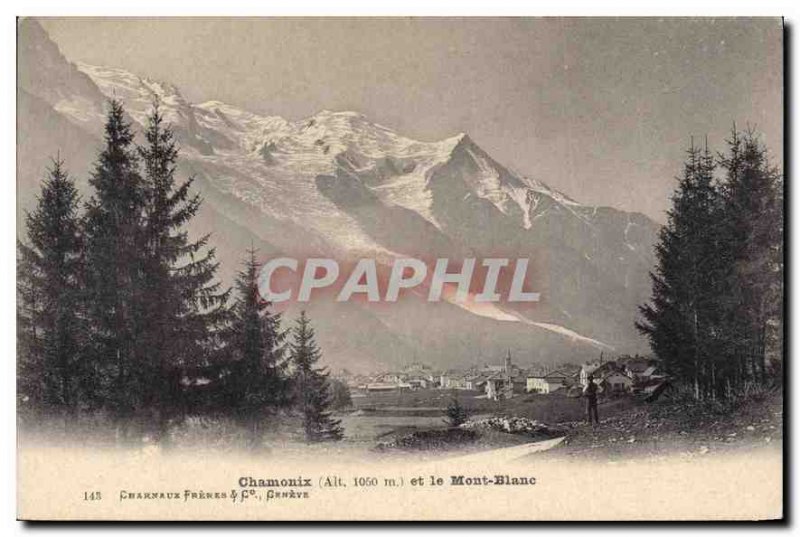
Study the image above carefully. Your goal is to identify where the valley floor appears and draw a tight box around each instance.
[17,387,783,463]
[342,386,783,461]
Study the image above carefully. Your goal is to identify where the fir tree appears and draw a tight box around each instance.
[17,158,85,415]
[17,240,44,410]
[289,311,343,442]
[637,140,726,399]
[225,249,288,448]
[718,127,783,384]
[639,129,783,399]
[137,99,229,442]
[83,100,147,422]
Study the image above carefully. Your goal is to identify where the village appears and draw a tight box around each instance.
[331,351,780,461]
[334,352,669,402]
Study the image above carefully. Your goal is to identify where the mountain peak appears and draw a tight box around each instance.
[19,22,661,366]
[446,132,473,151]
[76,63,184,103]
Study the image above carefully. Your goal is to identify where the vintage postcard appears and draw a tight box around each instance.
[16,16,784,521]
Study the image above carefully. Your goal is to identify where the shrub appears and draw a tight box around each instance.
[444,397,468,427]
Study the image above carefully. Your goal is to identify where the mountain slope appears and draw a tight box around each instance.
[17,18,660,371]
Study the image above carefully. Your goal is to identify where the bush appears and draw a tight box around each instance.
[443,397,468,427]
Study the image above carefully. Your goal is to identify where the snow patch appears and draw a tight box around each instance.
[446,296,613,350]
[74,60,616,260]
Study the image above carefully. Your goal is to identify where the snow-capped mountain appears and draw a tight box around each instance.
[17,19,660,371]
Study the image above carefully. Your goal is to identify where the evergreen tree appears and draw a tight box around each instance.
[226,249,288,448]
[17,159,85,415]
[637,140,726,399]
[83,100,148,421]
[718,128,783,384]
[137,99,229,441]
[639,129,783,399]
[17,240,44,410]
[289,311,343,442]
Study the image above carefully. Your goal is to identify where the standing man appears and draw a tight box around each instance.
[584,374,599,426]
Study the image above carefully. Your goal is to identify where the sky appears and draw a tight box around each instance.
[40,17,783,222]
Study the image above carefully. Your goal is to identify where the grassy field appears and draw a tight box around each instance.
[350,388,637,423]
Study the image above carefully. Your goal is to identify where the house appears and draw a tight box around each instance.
[578,359,637,395]
[447,374,470,390]
[484,351,529,400]
[379,372,405,384]
[464,375,488,391]
[580,360,619,387]
[407,377,428,390]
[580,362,600,387]
[526,375,564,394]
[439,371,455,388]
[621,357,651,378]
[526,370,572,394]
[485,373,509,400]
[640,365,665,380]
[403,362,438,384]
[510,375,528,394]
[641,378,671,402]
[620,356,664,383]
[599,370,634,394]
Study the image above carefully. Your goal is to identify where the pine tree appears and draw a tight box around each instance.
[83,100,148,422]
[17,158,85,416]
[289,311,343,442]
[225,249,288,448]
[137,99,229,442]
[17,240,45,411]
[639,129,783,399]
[718,127,783,385]
[637,140,726,399]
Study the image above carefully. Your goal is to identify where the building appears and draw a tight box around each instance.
[580,360,619,387]
[599,371,634,394]
[407,377,428,390]
[464,375,488,391]
[439,371,456,389]
[526,370,572,394]
[619,356,664,383]
[484,351,528,400]
[639,365,664,380]
[579,359,638,395]
[621,357,651,378]
[444,373,469,390]
[366,382,411,392]
[485,372,510,400]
